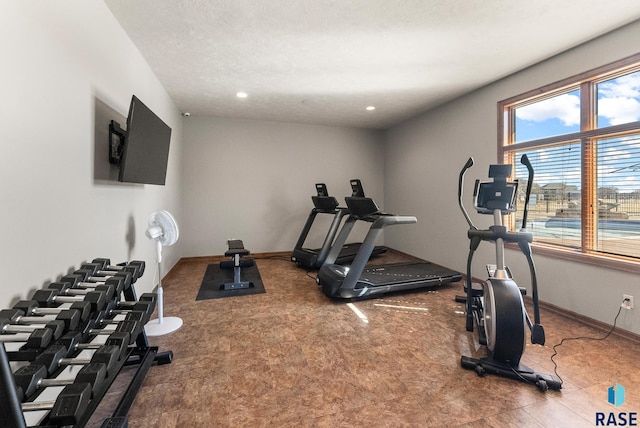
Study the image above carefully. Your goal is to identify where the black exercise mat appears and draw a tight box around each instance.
[196,263,265,300]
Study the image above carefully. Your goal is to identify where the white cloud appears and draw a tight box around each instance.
[598,72,640,98]
[516,93,580,126]
[515,72,640,128]
[538,148,551,161]
[598,97,640,125]
[534,166,581,187]
[600,175,640,193]
[601,146,633,159]
[598,71,640,125]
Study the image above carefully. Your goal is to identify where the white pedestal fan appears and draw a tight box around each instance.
[144,210,183,336]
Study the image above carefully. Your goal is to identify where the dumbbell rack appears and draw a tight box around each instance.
[0,260,172,428]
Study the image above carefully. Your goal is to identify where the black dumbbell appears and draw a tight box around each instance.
[13,362,107,401]
[0,312,66,340]
[97,311,145,340]
[60,273,127,297]
[91,258,145,281]
[76,264,134,288]
[116,292,157,313]
[0,325,53,349]
[0,308,80,332]
[1,318,65,342]
[31,288,107,313]
[82,317,142,346]
[20,382,92,426]
[13,300,92,323]
[102,299,154,326]
[95,306,147,326]
[80,262,135,279]
[32,343,120,376]
[47,281,116,303]
[55,330,131,362]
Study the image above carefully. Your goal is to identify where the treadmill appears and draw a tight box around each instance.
[291,183,386,269]
[316,180,462,299]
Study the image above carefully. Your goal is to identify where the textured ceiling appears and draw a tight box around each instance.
[105,0,640,129]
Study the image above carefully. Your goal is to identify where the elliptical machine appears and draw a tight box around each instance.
[457,155,562,392]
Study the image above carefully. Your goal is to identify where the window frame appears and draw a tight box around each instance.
[498,52,640,274]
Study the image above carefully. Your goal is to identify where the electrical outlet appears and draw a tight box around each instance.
[622,294,634,310]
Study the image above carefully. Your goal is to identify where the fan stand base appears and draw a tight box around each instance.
[145,316,183,336]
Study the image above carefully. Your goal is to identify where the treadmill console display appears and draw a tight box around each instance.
[350,179,365,197]
[316,183,328,197]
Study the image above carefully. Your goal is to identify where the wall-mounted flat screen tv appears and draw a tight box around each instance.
[118,95,171,185]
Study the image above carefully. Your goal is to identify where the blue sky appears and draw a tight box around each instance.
[512,70,640,190]
[515,70,640,142]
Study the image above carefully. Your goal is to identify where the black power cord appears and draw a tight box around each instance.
[550,298,628,385]
[305,269,318,281]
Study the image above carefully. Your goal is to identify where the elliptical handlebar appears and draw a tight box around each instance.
[520,154,534,231]
[458,157,476,230]
[516,154,543,339]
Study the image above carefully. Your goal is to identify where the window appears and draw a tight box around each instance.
[499,53,640,272]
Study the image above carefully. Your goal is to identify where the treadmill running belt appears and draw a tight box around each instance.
[358,262,461,288]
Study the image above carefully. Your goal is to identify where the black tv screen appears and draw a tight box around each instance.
[118,95,171,185]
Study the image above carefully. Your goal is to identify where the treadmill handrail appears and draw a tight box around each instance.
[323,216,357,266]
[372,215,417,229]
[292,205,349,264]
[321,208,418,295]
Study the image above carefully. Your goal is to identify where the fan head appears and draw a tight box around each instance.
[146,210,179,247]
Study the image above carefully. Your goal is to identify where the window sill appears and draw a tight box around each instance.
[505,242,640,275]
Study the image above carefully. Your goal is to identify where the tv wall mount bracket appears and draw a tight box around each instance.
[108,120,126,165]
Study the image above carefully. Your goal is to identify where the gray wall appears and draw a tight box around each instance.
[0,2,183,308]
[181,116,384,256]
[384,20,640,334]
[2,2,638,337]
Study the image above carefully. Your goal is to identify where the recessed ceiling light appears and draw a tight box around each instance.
[236,91,248,98]
[366,106,375,111]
